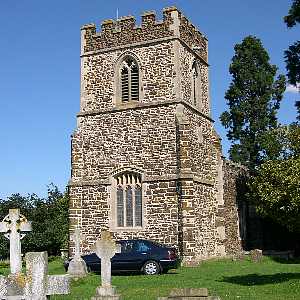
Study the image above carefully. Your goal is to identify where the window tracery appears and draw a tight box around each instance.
[120,58,139,102]
[114,172,142,228]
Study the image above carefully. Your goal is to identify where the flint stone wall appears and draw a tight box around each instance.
[69,181,180,254]
[219,160,248,256]
[80,41,175,112]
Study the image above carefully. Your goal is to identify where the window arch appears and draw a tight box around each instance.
[120,57,140,103]
[114,171,142,228]
[191,60,201,107]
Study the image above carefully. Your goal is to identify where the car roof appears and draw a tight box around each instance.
[117,239,150,243]
[117,239,167,247]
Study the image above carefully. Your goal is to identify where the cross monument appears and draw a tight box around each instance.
[71,225,84,259]
[92,231,121,299]
[0,209,32,274]
[68,225,88,277]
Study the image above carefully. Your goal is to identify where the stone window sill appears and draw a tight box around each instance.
[115,101,139,109]
[110,226,144,232]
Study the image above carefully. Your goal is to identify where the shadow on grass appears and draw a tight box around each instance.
[220,273,300,286]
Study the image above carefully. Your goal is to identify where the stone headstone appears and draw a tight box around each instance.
[0,252,70,299]
[91,231,121,300]
[157,288,221,300]
[250,249,263,263]
[0,209,32,275]
[232,252,246,261]
[68,226,88,278]
[60,248,69,260]
[25,251,70,300]
[0,273,26,299]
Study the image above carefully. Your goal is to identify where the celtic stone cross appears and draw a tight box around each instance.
[0,208,32,274]
[93,231,121,297]
[71,225,84,259]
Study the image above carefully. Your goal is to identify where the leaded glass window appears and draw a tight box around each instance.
[135,186,142,227]
[115,172,142,228]
[117,187,124,227]
[126,187,133,226]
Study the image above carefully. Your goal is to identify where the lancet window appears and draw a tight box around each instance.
[120,58,139,102]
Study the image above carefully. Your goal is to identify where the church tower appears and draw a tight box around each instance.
[69,7,243,262]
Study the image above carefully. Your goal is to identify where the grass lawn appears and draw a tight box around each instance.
[1,256,300,299]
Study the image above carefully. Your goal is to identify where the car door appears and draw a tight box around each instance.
[111,240,153,272]
[111,240,137,271]
[130,240,152,270]
[84,253,101,272]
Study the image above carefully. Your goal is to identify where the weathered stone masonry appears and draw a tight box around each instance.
[69,7,244,262]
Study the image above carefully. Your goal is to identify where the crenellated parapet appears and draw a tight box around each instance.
[80,7,208,62]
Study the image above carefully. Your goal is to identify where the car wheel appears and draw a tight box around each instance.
[142,260,160,275]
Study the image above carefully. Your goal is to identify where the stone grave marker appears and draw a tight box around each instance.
[250,249,263,263]
[68,225,88,277]
[0,209,70,299]
[25,251,69,300]
[0,252,70,299]
[158,288,221,300]
[0,209,32,275]
[91,231,121,300]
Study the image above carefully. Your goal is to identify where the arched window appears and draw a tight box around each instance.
[114,172,142,228]
[120,58,139,102]
[191,60,201,107]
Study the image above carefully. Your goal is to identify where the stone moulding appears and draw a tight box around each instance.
[68,173,214,187]
[77,99,214,123]
[68,179,110,187]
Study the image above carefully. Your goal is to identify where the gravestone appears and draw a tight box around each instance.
[25,252,69,300]
[0,209,70,299]
[0,209,31,298]
[68,226,88,277]
[158,288,221,300]
[250,249,263,263]
[0,209,32,274]
[91,231,121,300]
[0,252,70,300]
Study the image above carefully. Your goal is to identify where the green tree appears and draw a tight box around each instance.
[220,36,286,171]
[259,123,300,160]
[284,0,300,27]
[284,0,300,120]
[250,125,300,233]
[0,185,69,258]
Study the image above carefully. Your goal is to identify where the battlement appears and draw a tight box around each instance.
[81,7,207,62]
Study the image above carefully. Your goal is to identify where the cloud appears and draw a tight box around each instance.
[286,84,300,93]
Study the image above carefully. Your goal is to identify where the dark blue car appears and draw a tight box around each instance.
[65,239,180,275]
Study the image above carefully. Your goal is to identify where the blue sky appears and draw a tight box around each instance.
[0,1,298,199]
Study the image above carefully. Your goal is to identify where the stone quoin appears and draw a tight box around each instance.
[68,7,247,263]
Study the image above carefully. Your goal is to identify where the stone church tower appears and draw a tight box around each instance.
[69,7,244,263]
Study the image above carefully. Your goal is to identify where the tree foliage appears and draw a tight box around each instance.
[220,36,286,170]
[259,123,300,160]
[250,125,300,233]
[284,0,300,120]
[0,185,69,258]
[284,0,300,28]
